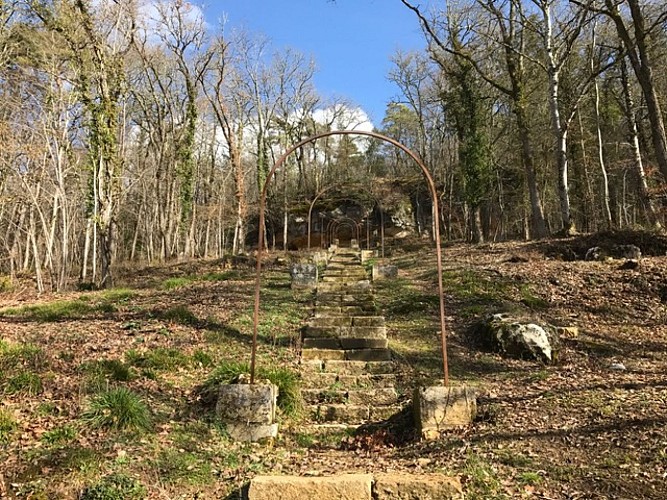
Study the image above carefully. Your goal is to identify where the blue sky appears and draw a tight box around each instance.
[207,1,426,126]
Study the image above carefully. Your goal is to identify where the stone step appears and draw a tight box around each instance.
[302,337,388,350]
[321,359,395,375]
[308,403,405,424]
[307,373,397,389]
[301,387,399,406]
[304,324,386,338]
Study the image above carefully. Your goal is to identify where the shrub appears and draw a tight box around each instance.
[82,388,151,432]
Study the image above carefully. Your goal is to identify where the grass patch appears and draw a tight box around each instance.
[203,361,302,418]
[126,348,189,371]
[152,448,213,485]
[464,453,506,499]
[162,277,195,290]
[80,358,134,392]
[5,371,43,395]
[0,341,45,370]
[517,471,543,486]
[158,305,198,325]
[41,425,77,446]
[0,409,17,444]
[82,387,151,432]
[80,473,146,500]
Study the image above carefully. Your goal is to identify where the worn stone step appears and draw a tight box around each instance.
[345,348,392,362]
[351,316,385,327]
[307,373,397,389]
[309,403,370,423]
[301,348,345,361]
[302,337,343,349]
[343,326,387,339]
[248,474,372,500]
[307,316,351,327]
[322,360,395,375]
[301,387,399,406]
[340,338,388,349]
[370,405,405,421]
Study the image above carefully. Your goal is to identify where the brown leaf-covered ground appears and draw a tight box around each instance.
[1,230,666,499]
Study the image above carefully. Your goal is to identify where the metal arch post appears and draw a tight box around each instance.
[251,130,449,386]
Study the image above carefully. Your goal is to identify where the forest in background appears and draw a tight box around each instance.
[1,0,666,291]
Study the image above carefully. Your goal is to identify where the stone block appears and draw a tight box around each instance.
[373,473,463,500]
[360,249,375,263]
[290,263,318,288]
[345,348,392,362]
[299,359,324,372]
[217,383,278,442]
[302,338,343,350]
[315,403,370,423]
[344,326,387,339]
[301,348,346,361]
[372,264,399,281]
[352,316,385,327]
[340,338,388,349]
[227,423,278,443]
[347,387,398,406]
[414,385,476,438]
[247,474,372,500]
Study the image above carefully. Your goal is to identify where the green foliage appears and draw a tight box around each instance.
[82,388,151,432]
[158,305,198,325]
[0,409,17,444]
[126,348,189,371]
[517,471,543,486]
[0,276,13,292]
[192,349,214,367]
[204,361,302,418]
[464,453,505,499]
[0,341,45,370]
[80,473,146,500]
[41,425,77,446]
[153,448,213,485]
[81,358,134,392]
[0,289,134,321]
[6,371,43,395]
[162,277,194,290]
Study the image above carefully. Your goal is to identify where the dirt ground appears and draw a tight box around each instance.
[1,230,666,499]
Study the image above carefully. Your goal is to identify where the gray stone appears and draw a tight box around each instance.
[414,385,476,438]
[372,264,399,281]
[291,263,318,288]
[373,473,463,500]
[474,313,559,363]
[247,474,372,500]
[216,383,278,442]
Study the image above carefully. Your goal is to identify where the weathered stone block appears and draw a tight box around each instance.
[302,338,343,350]
[372,264,399,281]
[373,473,463,500]
[347,387,398,406]
[217,383,277,424]
[340,338,388,349]
[217,383,278,442]
[247,474,372,500]
[345,348,392,362]
[315,403,370,423]
[414,385,476,438]
[360,249,375,263]
[301,348,346,361]
[290,263,318,288]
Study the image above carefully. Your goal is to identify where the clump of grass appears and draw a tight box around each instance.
[192,349,214,367]
[158,305,198,325]
[5,371,42,395]
[152,449,213,486]
[0,299,94,321]
[162,277,195,290]
[0,341,45,370]
[0,276,13,292]
[100,288,136,302]
[41,425,77,446]
[80,358,134,392]
[126,348,189,371]
[203,361,302,418]
[517,471,543,486]
[0,409,17,444]
[82,387,151,432]
[80,473,146,500]
[463,453,504,499]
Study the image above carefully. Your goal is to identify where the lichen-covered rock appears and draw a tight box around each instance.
[290,263,318,288]
[472,313,560,364]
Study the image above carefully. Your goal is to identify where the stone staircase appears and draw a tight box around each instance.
[300,248,402,425]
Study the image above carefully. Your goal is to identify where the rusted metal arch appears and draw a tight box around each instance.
[324,218,359,248]
[252,130,449,386]
[307,186,385,254]
[328,218,361,246]
[307,185,385,253]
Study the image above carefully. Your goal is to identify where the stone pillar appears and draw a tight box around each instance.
[372,263,398,281]
[216,383,278,442]
[350,239,360,250]
[360,250,375,264]
[290,263,318,289]
[413,385,476,439]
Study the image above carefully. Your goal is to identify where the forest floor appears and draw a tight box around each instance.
[1,229,666,499]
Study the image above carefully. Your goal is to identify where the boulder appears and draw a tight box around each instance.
[472,313,559,364]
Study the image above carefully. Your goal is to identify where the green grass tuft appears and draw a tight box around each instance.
[6,371,42,395]
[158,305,198,325]
[82,387,151,432]
[41,425,77,446]
[80,473,146,500]
[126,348,189,371]
[0,409,17,445]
